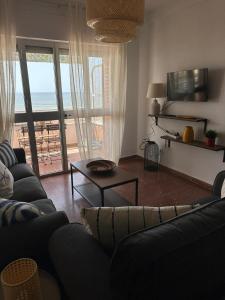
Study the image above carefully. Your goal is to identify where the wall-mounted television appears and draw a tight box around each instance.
[167,68,208,101]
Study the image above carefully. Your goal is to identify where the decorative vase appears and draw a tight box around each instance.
[151,99,160,116]
[182,126,194,143]
[206,138,215,147]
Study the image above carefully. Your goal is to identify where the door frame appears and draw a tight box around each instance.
[16,38,70,177]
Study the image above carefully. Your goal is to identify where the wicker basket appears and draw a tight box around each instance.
[1,258,43,300]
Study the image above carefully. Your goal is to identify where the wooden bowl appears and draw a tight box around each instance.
[86,160,116,174]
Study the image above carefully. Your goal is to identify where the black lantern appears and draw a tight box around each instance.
[144,141,160,171]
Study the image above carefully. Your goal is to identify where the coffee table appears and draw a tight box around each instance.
[70,159,139,207]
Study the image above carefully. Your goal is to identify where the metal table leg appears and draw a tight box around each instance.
[70,164,74,197]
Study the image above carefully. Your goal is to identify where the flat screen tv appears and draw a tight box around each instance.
[167,68,208,101]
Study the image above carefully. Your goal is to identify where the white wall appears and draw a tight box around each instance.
[14,0,69,41]
[14,0,139,157]
[138,0,225,184]
[121,41,139,157]
[136,16,152,156]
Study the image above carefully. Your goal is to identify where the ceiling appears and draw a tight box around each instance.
[31,0,180,12]
[146,0,168,11]
[145,0,182,12]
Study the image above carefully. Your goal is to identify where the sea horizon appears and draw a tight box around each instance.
[15,92,102,112]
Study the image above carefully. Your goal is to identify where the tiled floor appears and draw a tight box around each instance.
[41,157,211,222]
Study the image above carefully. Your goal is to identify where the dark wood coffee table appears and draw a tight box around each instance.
[70,159,139,207]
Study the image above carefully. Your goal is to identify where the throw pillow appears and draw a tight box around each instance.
[0,140,18,168]
[81,205,196,251]
[0,161,14,199]
[0,199,45,227]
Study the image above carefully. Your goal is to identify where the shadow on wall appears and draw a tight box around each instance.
[208,68,225,102]
[217,132,225,145]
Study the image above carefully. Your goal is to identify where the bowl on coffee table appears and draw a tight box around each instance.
[86,160,116,174]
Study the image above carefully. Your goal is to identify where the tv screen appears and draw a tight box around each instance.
[167,68,208,101]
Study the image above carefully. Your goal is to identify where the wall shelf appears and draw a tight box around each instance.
[161,135,225,162]
[149,114,208,132]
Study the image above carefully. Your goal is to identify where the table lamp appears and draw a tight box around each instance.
[147,83,165,116]
[1,258,43,300]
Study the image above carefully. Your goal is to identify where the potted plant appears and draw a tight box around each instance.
[205,130,218,147]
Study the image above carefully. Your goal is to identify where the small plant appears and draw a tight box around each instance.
[205,130,218,139]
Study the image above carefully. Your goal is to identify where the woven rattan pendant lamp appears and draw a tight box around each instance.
[85,0,145,43]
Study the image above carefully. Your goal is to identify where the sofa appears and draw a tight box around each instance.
[0,148,69,274]
[3,148,225,300]
[49,198,225,300]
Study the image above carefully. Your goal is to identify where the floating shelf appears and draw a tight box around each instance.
[161,135,225,162]
[149,114,208,132]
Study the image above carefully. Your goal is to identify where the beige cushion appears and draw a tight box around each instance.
[0,161,14,199]
[81,205,196,251]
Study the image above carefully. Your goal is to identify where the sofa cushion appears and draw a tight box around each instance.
[81,205,195,251]
[32,199,56,214]
[9,163,35,181]
[0,140,18,168]
[11,176,47,202]
[0,199,45,227]
[0,161,14,199]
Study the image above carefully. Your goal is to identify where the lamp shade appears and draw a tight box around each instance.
[1,258,42,300]
[147,83,165,99]
[85,0,145,43]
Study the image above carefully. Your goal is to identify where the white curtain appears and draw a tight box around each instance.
[68,0,127,164]
[0,0,16,143]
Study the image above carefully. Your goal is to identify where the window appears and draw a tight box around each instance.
[14,41,110,176]
[15,53,25,113]
[26,50,58,112]
[60,51,104,111]
[88,57,103,109]
[59,53,73,111]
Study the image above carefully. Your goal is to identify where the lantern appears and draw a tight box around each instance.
[144,141,160,171]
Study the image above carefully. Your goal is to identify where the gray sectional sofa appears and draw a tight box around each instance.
[0,148,69,274]
[2,147,225,300]
[49,199,225,300]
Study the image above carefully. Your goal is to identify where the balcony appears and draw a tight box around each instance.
[13,119,103,176]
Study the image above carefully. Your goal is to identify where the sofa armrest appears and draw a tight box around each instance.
[49,223,111,300]
[193,195,220,205]
[0,211,69,271]
[13,148,26,163]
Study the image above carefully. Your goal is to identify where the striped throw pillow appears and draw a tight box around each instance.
[0,140,18,168]
[0,199,45,227]
[81,205,197,251]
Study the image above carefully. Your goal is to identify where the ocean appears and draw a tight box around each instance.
[16,92,72,112]
[15,92,102,112]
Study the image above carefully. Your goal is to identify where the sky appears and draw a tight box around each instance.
[16,62,70,94]
[15,57,103,112]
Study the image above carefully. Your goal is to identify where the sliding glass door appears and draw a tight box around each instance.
[14,38,105,177]
[59,51,80,168]
[14,40,76,176]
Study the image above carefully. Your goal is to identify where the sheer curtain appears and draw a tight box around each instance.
[68,0,127,164]
[0,0,16,143]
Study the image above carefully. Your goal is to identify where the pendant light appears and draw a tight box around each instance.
[85,0,145,43]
